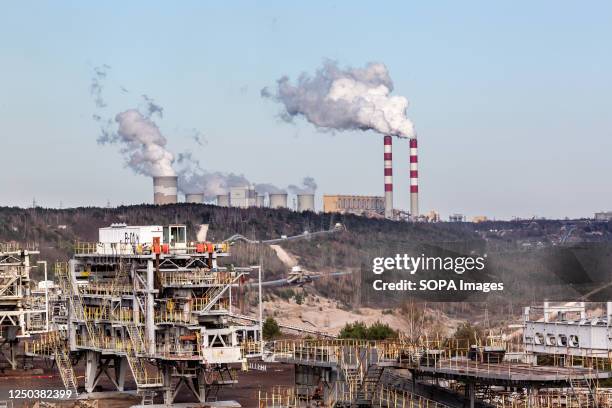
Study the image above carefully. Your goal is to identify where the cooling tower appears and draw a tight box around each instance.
[216,194,230,207]
[269,193,288,209]
[185,193,204,204]
[383,136,393,218]
[297,193,315,212]
[256,195,265,207]
[153,176,178,205]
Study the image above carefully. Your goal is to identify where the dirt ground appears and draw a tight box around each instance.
[263,295,458,337]
[0,353,294,408]
[265,244,459,337]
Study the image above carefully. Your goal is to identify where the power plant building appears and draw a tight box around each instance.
[595,211,612,221]
[323,195,384,217]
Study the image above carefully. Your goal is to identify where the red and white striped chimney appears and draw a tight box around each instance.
[384,135,393,218]
[409,138,419,217]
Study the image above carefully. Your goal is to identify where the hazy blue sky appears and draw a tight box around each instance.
[1,1,610,219]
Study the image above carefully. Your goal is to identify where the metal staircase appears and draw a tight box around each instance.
[55,344,78,395]
[569,375,596,406]
[0,274,18,297]
[141,391,156,405]
[124,324,162,388]
[336,347,365,405]
[125,324,146,354]
[357,364,384,403]
[56,262,102,348]
[196,275,239,313]
[29,330,79,395]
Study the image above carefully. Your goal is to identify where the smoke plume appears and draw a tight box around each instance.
[180,170,252,200]
[254,183,286,194]
[89,66,306,198]
[288,177,317,194]
[177,153,294,199]
[99,109,176,177]
[177,153,254,199]
[262,60,415,138]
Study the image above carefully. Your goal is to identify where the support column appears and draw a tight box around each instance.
[115,357,128,391]
[146,260,155,356]
[131,262,140,325]
[68,260,79,351]
[468,383,475,408]
[163,365,173,405]
[527,386,532,408]
[85,350,99,393]
[9,341,17,370]
[197,368,207,403]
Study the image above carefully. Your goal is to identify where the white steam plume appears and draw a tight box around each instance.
[177,153,252,200]
[262,60,415,138]
[177,153,292,199]
[99,109,176,177]
[254,183,286,194]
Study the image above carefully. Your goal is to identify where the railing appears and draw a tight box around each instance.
[124,342,163,387]
[55,345,78,395]
[123,325,163,387]
[372,386,453,408]
[241,341,262,358]
[326,381,356,405]
[110,308,145,324]
[76,334,127,352]
[155,310,194,325]
[159,270,235,287]
[257,386,312,407]
[156,342,201,359]
[65,270,102,349]
[125,324,147,354]
[0,242,22,253]
[74,242,99,255]
[70,277,107,350]
[26,331,63,356]
[75,241,138,255]
[82,305,110,321]
[270,339,420,366]
[80,282,132,296]
[486,390,612,408]
[191,296,230,312]
[25,330,78,394]
[74,241,230,256]
[54,262,71,295]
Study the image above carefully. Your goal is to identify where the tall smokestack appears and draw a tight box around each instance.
[384,136,393,219]
[410,138,419,216]
[153,176,178,205]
